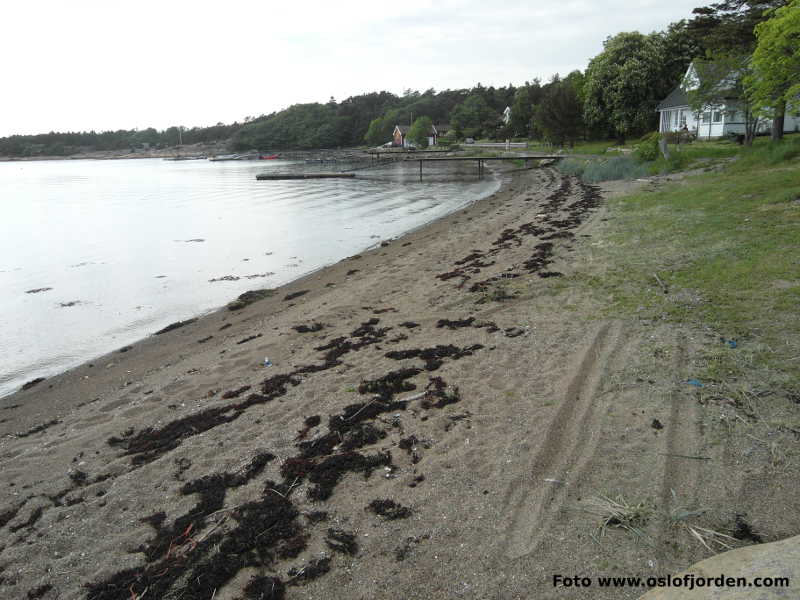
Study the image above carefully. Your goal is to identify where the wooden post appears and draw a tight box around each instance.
[419,159,422,181]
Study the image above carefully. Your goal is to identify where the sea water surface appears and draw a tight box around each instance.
[0,157,501,398]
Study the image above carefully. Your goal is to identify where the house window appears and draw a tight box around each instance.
[713,111,723,123]
[701,112,711,123]
[673,111,679,128]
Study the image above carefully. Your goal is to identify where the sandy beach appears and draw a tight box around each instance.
[2,165,796,600]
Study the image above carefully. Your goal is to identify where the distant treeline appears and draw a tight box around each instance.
[3,0,795,156]
[0,122,243,157]
[0,86,518,157]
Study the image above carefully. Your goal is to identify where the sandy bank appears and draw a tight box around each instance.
[3,165,790,600]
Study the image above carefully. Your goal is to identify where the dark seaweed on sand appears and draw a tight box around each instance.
[244,575,286,600]
[20,378,46,391]
[292,322,325,333]
[368,499,412,520]
[227,289,274,311]
[283,290,309,301]
[154,318,197,335]
[326,528,359,555]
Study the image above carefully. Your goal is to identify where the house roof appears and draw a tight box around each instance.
[656,86,689,111]
[394,125,409,134]
[433,123,450,133]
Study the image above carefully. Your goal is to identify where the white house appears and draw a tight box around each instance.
[657,61,800,139]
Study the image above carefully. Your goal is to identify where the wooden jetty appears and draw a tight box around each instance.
[405,155,566,180]
[256,173,355,181]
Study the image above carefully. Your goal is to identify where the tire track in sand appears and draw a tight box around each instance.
[501,320,626,560]
[656,330,705,550]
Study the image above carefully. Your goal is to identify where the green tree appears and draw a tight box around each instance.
[583,32,668,142]
[509,81,541,138]
[534,75,584,146]
[450,94,495,139]
[408,116,433,148]
[686,0,789,54]
[747,0,800,140]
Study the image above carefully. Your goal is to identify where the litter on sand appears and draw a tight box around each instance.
[686,379,704,387]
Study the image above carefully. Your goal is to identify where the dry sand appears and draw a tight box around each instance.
[1,167,797,600]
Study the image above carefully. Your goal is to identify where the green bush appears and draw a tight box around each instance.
[633,132,661,163]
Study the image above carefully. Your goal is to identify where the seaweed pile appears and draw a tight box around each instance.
[435,176,602,291]
[84,314,481,598]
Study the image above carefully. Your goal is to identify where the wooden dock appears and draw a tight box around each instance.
[256,173,355,180]
[404,155,565,179]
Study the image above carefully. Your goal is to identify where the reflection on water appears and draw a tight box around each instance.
[0,157,502,398]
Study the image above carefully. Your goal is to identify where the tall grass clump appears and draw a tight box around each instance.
[558,155,650,182]
[731,134,800,170]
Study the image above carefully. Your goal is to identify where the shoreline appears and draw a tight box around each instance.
[0,166,634,599]
[2,164,512,414]
[1,166,504,400]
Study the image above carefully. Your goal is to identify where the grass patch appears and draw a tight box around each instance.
[570,150,800,394]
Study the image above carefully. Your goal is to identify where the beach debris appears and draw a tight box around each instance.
[20,377,46,391]
[436,317,475,329]
[651,418,664,430]
[243,576,286,600]
[179,238,205,243]
[58,300,81,307]
[287,558,331,584]
[15,418,61,438]
[236,333,262,345]
[155,318,198,335]
[25,584,53,599]
[295,415,321,441]
[197,335,213,343]
[222,385,251,399]
[284,290,309,301]
[25,287,52,294]
[720,337,738,349]
[325,528,359,555]
[227,288,275,311]
[732,513,763,543]
[368,499,412,520]
[264,357,273,367]
[292,322,325,333]
[686,378,704,387]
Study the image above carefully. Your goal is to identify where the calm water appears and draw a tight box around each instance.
[0,157,501,398]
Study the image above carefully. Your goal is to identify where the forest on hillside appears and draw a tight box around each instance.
[1,0,795,157]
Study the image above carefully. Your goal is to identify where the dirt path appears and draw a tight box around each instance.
[0,167,793,600]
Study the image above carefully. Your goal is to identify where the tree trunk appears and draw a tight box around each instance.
[771,100,786,142]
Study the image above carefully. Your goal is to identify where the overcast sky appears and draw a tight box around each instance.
[1,0,703,137]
